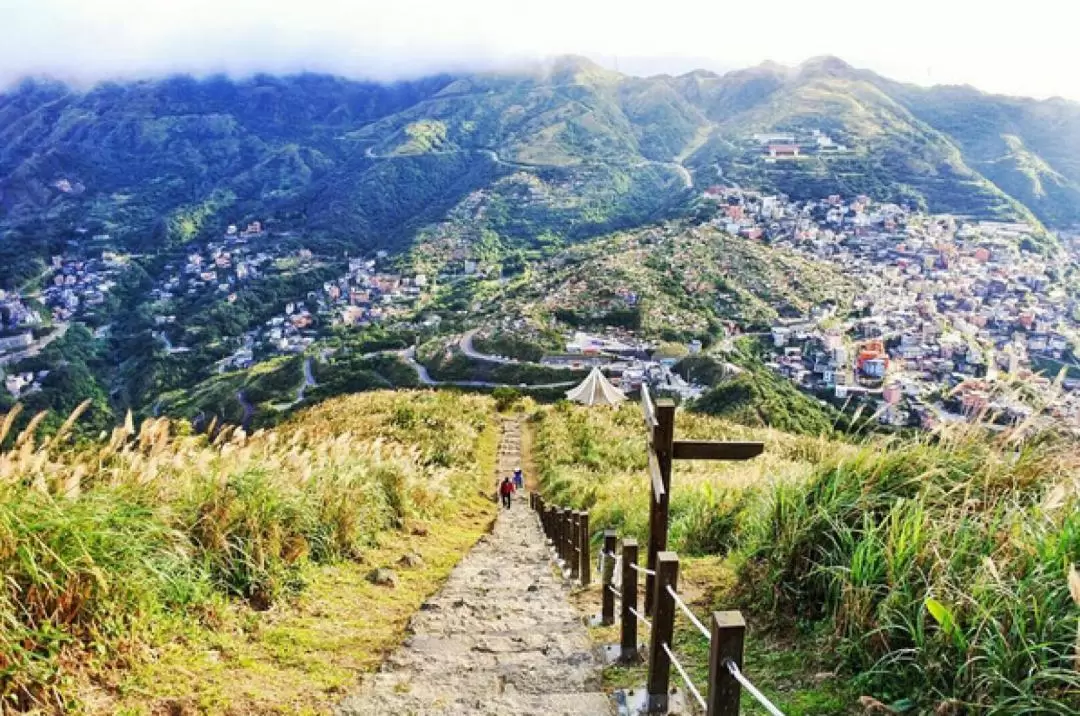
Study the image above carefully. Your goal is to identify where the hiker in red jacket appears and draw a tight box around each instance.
[499,476,514,509]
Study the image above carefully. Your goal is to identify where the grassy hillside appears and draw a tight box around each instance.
[535,403,1080,714]
[880,82,1080,227]
[0,390,498,712]
[457,221,855,343]
[679,349,846,436]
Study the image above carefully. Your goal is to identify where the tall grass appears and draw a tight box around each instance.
[534,403,1080,713]
[0,391,493,710]
[737,426,1080,713]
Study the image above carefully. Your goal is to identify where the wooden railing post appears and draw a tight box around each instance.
[543,505,553,542]
[560,509,570,563]
[601,531,618,625]
[620,538,639,662]
[578,511,590,587]
[646,551,679,713]
[569,511,581,581]
[562,509,572,566]
[557,509,565,561]
[646,399,675,617]
[706,611,746,716]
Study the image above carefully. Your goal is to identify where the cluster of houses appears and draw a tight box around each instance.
[705,187,1080,429]
[41,252,125,322]
[217,250,434,371]
[148,222,277,307]
[0,291,44,357]
[326,256,429,329]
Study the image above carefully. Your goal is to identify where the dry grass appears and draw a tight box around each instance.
[0,390,498,713]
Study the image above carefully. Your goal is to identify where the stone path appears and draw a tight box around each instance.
[337,419,611,716]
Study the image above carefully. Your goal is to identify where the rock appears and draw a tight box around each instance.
[398,552,425,568]
[812,671,837,683]
[527,584,539,592]
[367,568,399,588]
[410,523,429,537]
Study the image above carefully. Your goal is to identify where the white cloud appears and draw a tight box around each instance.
[0,0,1076,100]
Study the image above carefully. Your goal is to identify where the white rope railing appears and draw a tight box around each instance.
[662,643,706,711]
[598,549,618,575]
[629,562,655,576]
[725,659,786,716]
[606,584,622,600]
[665,585,711,641]
[628,606,651,628]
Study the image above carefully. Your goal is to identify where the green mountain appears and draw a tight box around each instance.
[3,55,1080,288]
[676,57,1080,235]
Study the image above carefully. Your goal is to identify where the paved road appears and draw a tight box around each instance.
[270,357,319,411]
[459,329,515,365]
[400,348,575,390]
[664,161,693,189]
[297,357,316,402]
[0,322,70,366]
[338,420,610,716]
[236,390,255,430]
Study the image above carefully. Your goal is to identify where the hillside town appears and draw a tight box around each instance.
[0,249,126,386]
[210,232,435,371]
[702,187,1080,429]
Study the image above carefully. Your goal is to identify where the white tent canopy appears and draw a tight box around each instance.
[565,367,626,406]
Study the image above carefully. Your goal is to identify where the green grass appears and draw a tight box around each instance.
[535,402,1080,714]
[735,430,1080,713]
[0,390,498,712]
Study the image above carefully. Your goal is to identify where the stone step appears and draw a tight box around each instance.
[337,419,611,716]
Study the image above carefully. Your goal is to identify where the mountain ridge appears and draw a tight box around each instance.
[1,54,1079,291]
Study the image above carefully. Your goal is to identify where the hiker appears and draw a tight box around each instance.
[513,466,524,491]
[499,476,514,509]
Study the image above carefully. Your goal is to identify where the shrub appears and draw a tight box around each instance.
[492,387,522,411]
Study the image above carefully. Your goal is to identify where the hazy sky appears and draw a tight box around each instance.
[1,0,1076,100]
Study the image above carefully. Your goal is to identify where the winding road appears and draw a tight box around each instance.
[236,390,255,430]
[400,347,576,390]
[459,329,516,365]
[297,357,316,402]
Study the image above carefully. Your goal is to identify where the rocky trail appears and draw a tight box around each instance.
[337,419,611,716]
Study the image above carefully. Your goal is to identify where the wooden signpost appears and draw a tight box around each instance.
[641,387,764,616]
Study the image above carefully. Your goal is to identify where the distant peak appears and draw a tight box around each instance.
[540,54,621,84]
[798,55,855,77]
[551,54,602,70]
[757,60,788,72]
